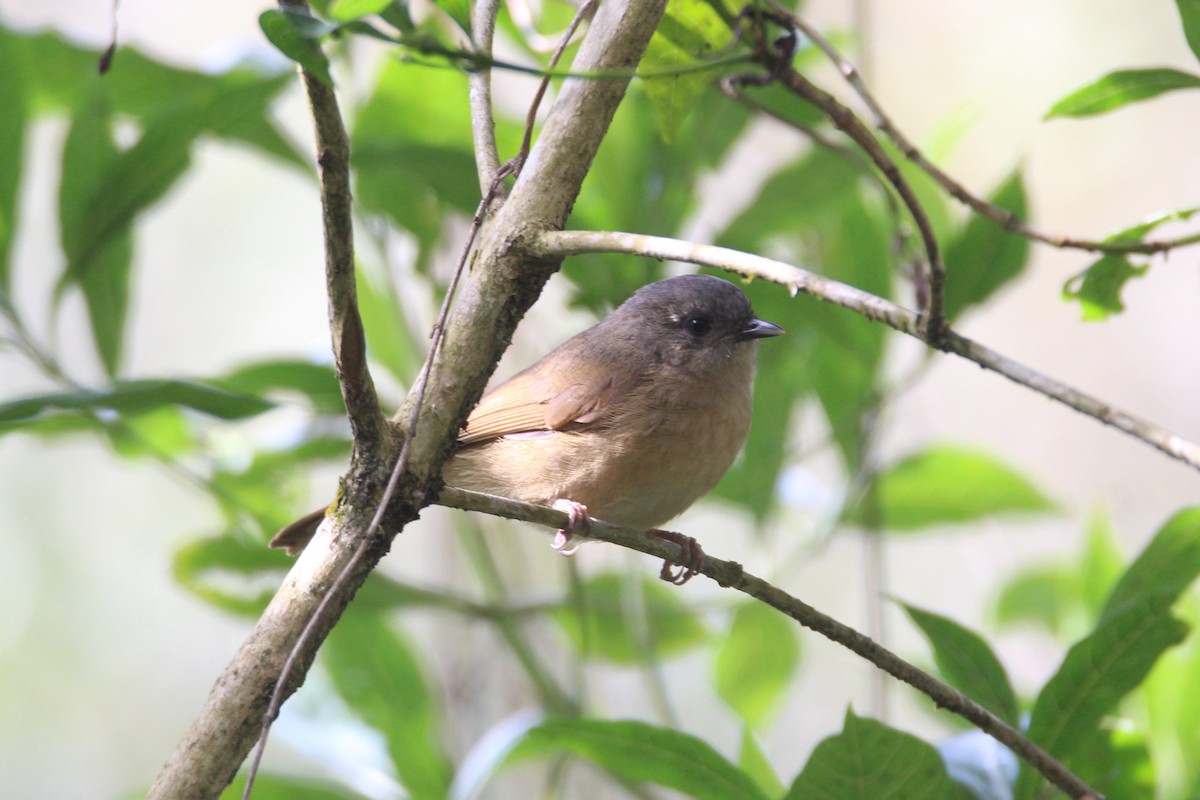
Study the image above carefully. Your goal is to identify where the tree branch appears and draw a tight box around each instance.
[786,9,1200,257]
[147,2,669,797]
[437,487,1101,800]
[531,228,1200,473]
[469,0,503,194]
[299,46,384,449]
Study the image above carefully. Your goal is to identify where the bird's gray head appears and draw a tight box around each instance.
[611,274,784,369]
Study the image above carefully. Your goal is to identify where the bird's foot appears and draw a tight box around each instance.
[550,499,589,557]
[648,529,705,585]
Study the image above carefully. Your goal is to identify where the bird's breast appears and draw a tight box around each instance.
[445,348,757,531]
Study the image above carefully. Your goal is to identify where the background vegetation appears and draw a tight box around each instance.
[1,1,1199,798]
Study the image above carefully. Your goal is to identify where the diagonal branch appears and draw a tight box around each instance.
[148,2,670,798]
[786,9,1200,257]
[304,63,385,448]
[530,229,1200,473]
[437,487,1101,800]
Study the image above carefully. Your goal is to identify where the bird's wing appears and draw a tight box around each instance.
[458,344,630,445]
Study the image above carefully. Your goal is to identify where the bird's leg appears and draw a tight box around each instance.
[550,499,589,556]
[648,529,705,586]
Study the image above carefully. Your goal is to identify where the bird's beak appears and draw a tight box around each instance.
[739,318,785,340]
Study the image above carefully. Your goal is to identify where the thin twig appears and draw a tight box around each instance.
[784,8,1200,257]
[437,487,1101,800]
[731,8,947,338]
[530,228,1200,473]
[468,0,503,194]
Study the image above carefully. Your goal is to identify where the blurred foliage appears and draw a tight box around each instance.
[2,2,1200,799]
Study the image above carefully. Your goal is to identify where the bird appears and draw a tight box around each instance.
[270,274,784,584]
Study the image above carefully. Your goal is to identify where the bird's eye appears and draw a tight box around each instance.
[686,316,711,336]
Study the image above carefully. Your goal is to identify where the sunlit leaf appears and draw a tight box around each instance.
[1062,254,1147,321]
[517,718,769,800]
[715,602,800,727]
[642,0,734,141]
[786,709,974,800]
[552,572,708,663]
[1105,206,1200,243]
[901,602,1019,726]
[327,0,393,22]
[843,445,1055,532]
[1046,67,1200,118]
[738,727,785,799]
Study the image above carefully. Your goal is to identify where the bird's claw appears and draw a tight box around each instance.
[551,499,589,557]
[649,529,705,585]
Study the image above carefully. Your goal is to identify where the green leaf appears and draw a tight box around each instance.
[327,0,393,22]
[785,709,974,800]
[943,170,1030,320]
[173,535,291,615]
[0,30,26,296]
[715,602,800,727]
[1046,67,1200,118]
[1101,507,1200,622]
[807,206,892,470]
[1105,206,1200,243]
[552,572,708,663]
[210,436,349,532]
[0,409,105,440]
[59,90,204,375]
[221,773,372,799]
[994,566,1081,636]
[642,0,734,141]
[1062,254,1147,321]
[518,718,770,800]
[843,445,1055,532]
[217,359,344,415]
[57,92,130,376]
[1179,0,1200,62]
[259,9,334,86]
[738,727,785,799]
[107,406,197,459]
[1062,726,1156,800]
[351,61,488,268]
[1079,507,1125,617]
[431,0,472,33]
[356,261,426,384]
[0,380,273,424]
[325,611,453,800]
[901,602,1019,726]
[1016,597,1189,800]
